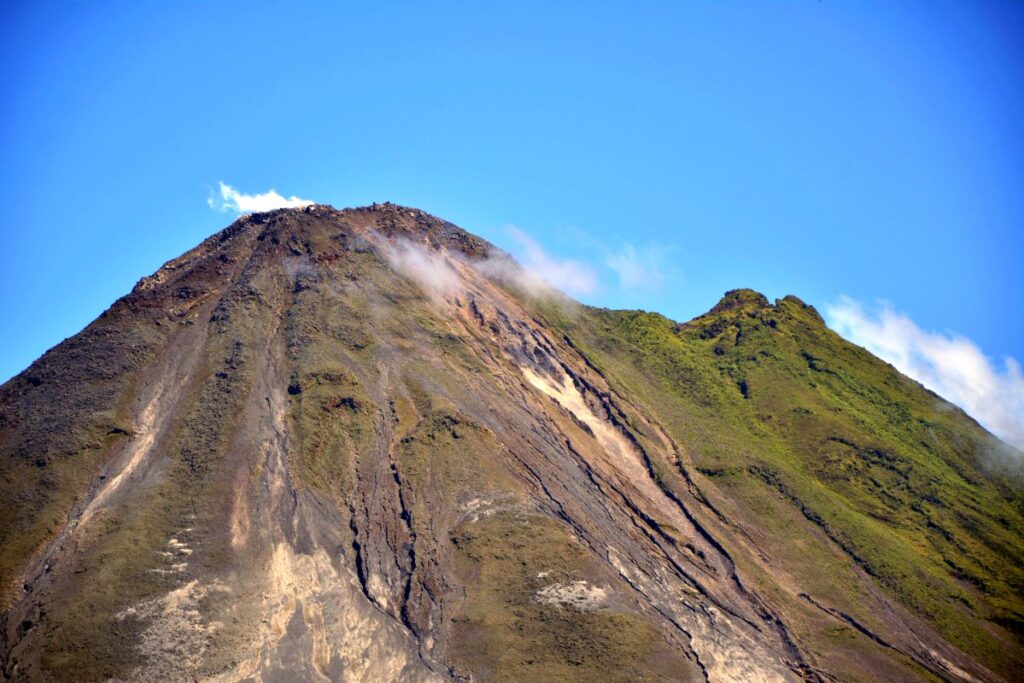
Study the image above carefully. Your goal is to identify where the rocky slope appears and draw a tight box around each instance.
[0,203,1021,682]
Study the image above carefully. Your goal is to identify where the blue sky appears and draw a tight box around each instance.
[1,2,1022,443]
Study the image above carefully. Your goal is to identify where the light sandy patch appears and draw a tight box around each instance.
[521,366,655,491]
[521,367,630,458]
[927,649,981,683]
[217,542,437,683]
[229,483,251,550]
[77,391,164,529]
[459,495,518,524]
[116,579,228,678]
[367,573,392,612]
[535,581,609,610]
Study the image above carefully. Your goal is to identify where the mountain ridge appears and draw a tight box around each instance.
[0,204,1021,682]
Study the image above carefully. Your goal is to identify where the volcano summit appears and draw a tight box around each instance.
[0,204,1021,682]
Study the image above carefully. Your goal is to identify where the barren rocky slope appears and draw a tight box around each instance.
[0,203,1021,682]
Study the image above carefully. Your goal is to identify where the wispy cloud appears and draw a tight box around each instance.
[606,243,669,290]
[379,237,462,303]
[826,296,1024,451]
[502,226,599,296]
[207,181,314,213]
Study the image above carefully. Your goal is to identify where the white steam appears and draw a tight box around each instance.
[474,250,561,298]
[503,226,598,296]
[378,238,463,303]
[208,181,314,214]
[605,243,668,291]
[378,226,597,305]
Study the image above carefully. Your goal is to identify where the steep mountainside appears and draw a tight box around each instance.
[0,204,1021,682]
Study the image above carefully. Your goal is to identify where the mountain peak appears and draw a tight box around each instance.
[220,201,494,260]
[681,289,825,340]
[1,207,1020,682]
[708,288,771,313]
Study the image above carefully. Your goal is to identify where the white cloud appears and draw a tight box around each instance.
[208,181,314,214]
[606,244,668,290]
[379,237,462,303]
[826,296,1024,451]
[502,226,599,296]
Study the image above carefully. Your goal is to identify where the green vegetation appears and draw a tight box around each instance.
[450,512,692,682]
[38,268,276,680]
[550,289,1024,677]
[0,314,167,609]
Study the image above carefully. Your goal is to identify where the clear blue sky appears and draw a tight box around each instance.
[1,1,1022,388]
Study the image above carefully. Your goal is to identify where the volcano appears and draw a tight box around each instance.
[1,203,1021,682]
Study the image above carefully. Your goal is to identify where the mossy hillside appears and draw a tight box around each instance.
[277,243,698,680]
[39,267,280,681]
[688,294,1024,634]
[449,512,694,682]
[0,210,256,614]
[0,313,169,609]
[548,291,1024,677]
[287,362,372,500]
[33,218,459,680]
[280,242,482,501]
[284,280,376,503]
[395,394,520,509]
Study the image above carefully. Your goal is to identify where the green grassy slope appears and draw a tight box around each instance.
[552,289,1024,678]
